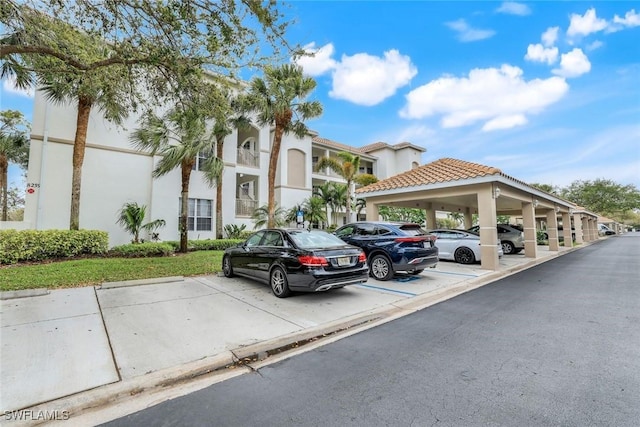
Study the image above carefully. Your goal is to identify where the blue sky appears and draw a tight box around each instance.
[2,1,639,191]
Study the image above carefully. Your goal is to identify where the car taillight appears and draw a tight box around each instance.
[298,255,328,266]
[394,237,428,243]
[358,252,367,262]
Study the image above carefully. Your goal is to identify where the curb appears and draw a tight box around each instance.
[0,288,49,300]
[99,276,184,290]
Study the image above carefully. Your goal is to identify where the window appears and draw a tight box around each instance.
[179,198,213,231]
[192,149,214,171]
[246,231,265,247]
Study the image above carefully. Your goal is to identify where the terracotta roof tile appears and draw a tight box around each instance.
[357,158,502,193]
[312,136,362,155]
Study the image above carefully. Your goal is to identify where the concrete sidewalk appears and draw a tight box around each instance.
[0,245,582,424]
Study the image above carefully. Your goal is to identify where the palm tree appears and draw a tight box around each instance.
[211,90,251,239]
[315,151,362,223]
[313,182,335,228]
[303,196,327,228]
[0,110,29,221]
[17,28,133,230]
[251,203,287,229]
[330,183,348,226]
[130,105,223,253]
[116,202,166,244]
[242,64,323,228]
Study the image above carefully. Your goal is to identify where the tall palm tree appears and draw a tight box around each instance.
[0,110,29,221]
[242,64,323,228]
[130,105,223,253]
[211,90,251,239]
[315,151,362,223]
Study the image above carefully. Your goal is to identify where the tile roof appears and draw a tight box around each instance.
[312,137,426,155]
[356,158,503,193]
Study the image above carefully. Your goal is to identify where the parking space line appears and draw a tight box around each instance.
[356,284,417,297]
[429,270,479,278]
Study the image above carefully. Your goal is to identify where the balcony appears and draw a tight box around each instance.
[236,198,258,216]
[237,148,259,168]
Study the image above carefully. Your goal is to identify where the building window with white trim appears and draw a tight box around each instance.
[192,149,214,171]
[179,198,213,231]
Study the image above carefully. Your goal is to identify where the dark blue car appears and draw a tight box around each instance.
[334,222,439,281]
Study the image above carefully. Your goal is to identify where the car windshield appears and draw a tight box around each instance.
[289,230,347,249]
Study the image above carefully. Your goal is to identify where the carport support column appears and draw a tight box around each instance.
[522,201,538,258]
[367,202,379,222]
[546,209,559,251]
[573,213,584,244]
[477,185,499,271]
[463,208,473,229]
[581,216,590,241]
[561,212,572,247]
[425,203,436,230]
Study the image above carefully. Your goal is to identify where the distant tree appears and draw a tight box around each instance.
[0,109,29,221]
[379,206,426,225]
[355,198,367,218]
[4,185,24,221]
[330,183,348,225]
[447,212,464,227]
[116,202,166,244]
[560,179,640,219]
[530,183,558,194]
[313,182,334,227]
[354,173,378,187]
[241,64,322,228]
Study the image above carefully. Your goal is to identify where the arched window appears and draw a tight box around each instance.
[412,161,419,169]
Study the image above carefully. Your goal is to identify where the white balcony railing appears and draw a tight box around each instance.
[237,148,259,167]
[236,198,258,216]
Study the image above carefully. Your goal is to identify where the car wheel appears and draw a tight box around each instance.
[222,255,234,278]
[454,247,476,264]
[501,241,516,255]
[370,254,393,281]
[270,266,291,298]
[408,269,424,275]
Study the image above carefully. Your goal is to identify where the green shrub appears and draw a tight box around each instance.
[536,230,548,244]
[108,242,175,258]
[164,239,244,251]
[224,224,247,239]
[0,229,108,264]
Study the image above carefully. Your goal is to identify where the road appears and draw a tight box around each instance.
[103,234,640,426]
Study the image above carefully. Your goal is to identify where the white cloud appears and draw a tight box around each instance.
[541,27,559,47]
[525,43,559,65]
[586,40,604,51]
[400,65,569,132]
[293,42,337,76]
[2,77,34,98]
[567,8,607,37]
[329,49,417,106]
[496,2,531,16]
[609,9,640,32]
[552,48,591,78]
[445,19,496,42]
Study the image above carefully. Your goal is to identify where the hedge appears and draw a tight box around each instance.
[0,229,109,264]
[165,239,244,251]
[108,242,175,258]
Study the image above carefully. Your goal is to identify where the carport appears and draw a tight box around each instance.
[357,158,600,271]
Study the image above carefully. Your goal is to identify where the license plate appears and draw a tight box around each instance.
[337,257,350,266]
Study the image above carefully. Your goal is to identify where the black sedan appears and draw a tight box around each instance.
[222,229,369,298]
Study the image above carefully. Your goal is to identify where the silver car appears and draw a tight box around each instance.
[468,224,524,255]
[429,229,504,264]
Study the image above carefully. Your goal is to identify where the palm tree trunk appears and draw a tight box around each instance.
[179,159,194,253]
[215,136,224,239]
[0,153,8,221]
[70,96,93,230]
[345,180,352,224]
[268,121,287,228]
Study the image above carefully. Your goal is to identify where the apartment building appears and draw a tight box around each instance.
[18,91,425,246]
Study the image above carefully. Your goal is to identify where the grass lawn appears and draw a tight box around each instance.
[0,251,224,291]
